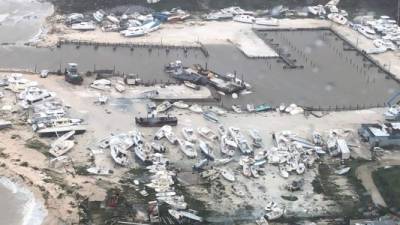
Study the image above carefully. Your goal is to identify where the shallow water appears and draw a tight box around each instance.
[0,0,53,44]
[0,180,24,225]
[0,177,47,225]
[0,28,397,108]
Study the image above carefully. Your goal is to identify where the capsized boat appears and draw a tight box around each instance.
[193,158,209,171]
[199,140,215,160]
[203,111,219,123]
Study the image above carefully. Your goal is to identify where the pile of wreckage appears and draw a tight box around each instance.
[355,15,400,54]
[92,128,203,223]
[202,1,346,27]
[307,0,348,25]
[257,130,352,178]
[202,5,309,24]
[65,8,190,37]
[145,153,203,223]
[0,73,85,158]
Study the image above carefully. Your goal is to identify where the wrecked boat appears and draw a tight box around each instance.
[135,115,177,127]
[182,127,197,143]
[199,140,215,160]
[189,104,203,113]
[203,111,219,123]
[220,168,235,182]
[156,101,173,113]
[49,131,75,157]
[229,127,253,154]
[220,135,236,156]
[198,127,218,141]
[178,139,197,158]
[110,135,131,166]
[173,101,189,109]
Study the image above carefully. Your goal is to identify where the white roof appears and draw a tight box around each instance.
[368,127,389,137]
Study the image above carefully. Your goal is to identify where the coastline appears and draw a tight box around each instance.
[0,176,47,225]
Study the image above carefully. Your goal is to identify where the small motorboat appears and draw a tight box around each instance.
[156,101,173,113]
[233,15,255,24]
[220,135,236,156]
[220,168,235,182]
[198,127,218,141]
[178,139,197,158]
[232,104,242,113]
[173,101,189,109]
[189,104,203,113]
[182,127,197,143]
[48,130,75,157]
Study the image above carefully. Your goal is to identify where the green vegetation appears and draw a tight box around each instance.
[312,160,379,219]
[372,166,400,212]
[25,138,50,156]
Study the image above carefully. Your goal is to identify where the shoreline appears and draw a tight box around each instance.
[0,176,47,225]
